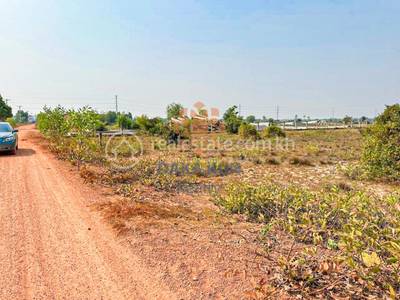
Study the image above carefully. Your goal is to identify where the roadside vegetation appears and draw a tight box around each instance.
[36,103,399,298]
[0,93,31,126]
[216,182,400,297]
[361,104,400,181]
[0,94,12,121]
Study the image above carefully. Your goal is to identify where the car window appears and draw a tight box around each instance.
[0,124,12,132]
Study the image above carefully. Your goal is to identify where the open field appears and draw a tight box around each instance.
[3,2,400,299]
[33,120,399,299]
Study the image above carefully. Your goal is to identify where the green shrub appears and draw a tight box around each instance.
[156,157,241,177]
[238,123,258,139]
[96,122,107,131]
[6,117,16,128]
[361,104,400,181]
[37,106,69,141]
[67,107,101,169]
[342,163,367,180]
[134,115,168,136]
[261,124,286,138]
[37,106,103,166]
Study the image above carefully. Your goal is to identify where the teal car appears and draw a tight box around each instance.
[0,122,19,154]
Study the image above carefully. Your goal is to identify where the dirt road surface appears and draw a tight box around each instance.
[0,125,177,300]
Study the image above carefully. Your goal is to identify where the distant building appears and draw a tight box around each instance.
[28,115,36,123]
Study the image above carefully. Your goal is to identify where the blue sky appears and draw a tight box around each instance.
[1,0,399,118]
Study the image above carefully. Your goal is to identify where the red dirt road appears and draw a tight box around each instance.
[0,125,176,299]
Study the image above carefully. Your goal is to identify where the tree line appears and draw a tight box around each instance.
[0,94,30,125]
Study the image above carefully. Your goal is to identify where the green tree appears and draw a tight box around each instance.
[100,111,118,125]
[360,116,368,123]
[245,115,256,123]
[0,94,12,121]
[148,117,168,136]
[117,114,132,131]
[223,106,243,134]
[14,110,29,123]
[166,102,184,120]
[361,104,400,181]
[343,115,352,125]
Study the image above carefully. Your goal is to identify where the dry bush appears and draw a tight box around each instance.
[289,156,314,166]
[216,182,400,297]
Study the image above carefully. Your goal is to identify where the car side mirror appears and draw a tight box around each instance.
[12,129,19,133]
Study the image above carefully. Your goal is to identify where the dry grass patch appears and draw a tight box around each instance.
[95,199,202,234]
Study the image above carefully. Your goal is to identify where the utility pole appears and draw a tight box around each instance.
[115,95,118,114]
[276,105,279,121]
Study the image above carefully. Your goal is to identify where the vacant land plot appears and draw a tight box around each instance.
[37,119,399,299]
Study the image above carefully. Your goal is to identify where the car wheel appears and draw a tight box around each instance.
[11,149,17,155]
[16,144,19,150]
